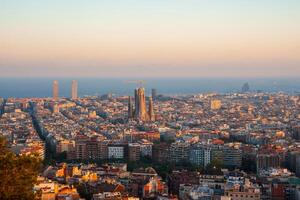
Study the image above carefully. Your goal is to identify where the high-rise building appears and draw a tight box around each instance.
[108,145,124,159]
[292,125,300,140]
[128,96,134,119]
[53,80,59,100]
[153,143,170,163]
[287,150,300,172]
[75,135,89,160]
[242,82,250,93]
[98,140,109,160]
[296,154,300,177]
[134,89,139,117]
[256,153,281,171]
[148,96,155,121]
[169,142,190,163]
[189,144,224,168]
[56,140,75,160]
[128,143,141,161]
[223,146,242,168]
[138,140,153,157]
[189,144,211,168]
[71,80,78,99]
[151,88,157,100]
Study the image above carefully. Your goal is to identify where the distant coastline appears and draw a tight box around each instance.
[0,77,299,98]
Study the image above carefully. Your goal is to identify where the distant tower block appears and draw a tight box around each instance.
[71,80,78,99]
[128,96,134,119]
[53,80,59,100]
[242,82,250,93]
[152,88,157,100]
[134,89,139,117]
[148,96,155,121]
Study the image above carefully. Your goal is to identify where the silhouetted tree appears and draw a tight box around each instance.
[205,159,223,175]
[0,137,42,200]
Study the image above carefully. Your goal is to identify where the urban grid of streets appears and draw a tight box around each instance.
[1,86,300,200]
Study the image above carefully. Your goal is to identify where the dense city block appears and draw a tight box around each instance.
[1,85,300,200]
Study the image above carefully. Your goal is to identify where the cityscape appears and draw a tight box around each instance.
[1,0,300,200]
[1,80,300,200]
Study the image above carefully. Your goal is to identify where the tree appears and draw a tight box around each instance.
[0,137,42,200]
[75,183,92,200]
[205,159,223,175]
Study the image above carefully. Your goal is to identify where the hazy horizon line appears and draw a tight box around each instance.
[1,76,299,79]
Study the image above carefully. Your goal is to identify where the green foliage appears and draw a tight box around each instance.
[74,183,92,200]
[241,156,257,173]
[0,137,42,200]
[160,136,175,144]
[205,159,223,175]
[54,151,67,162]
[98,112,108,119]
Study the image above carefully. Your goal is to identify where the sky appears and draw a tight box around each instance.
[0,0,299,78]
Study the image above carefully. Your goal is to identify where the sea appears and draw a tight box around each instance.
[0,77,299,98]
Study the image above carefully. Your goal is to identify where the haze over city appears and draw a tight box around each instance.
[2,1,300,200]
[1,0,300,78]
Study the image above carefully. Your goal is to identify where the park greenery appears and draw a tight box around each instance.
[0,137,42,200]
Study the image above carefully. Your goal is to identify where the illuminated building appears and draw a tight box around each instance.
[128,143,141,161]
[71,80,78,99]
[169,142,190,163]
[53,80,59,100]
[148,96,155,121]
[131,87,155,121]
[88,111,97,119]
[128,96,134,119]
[211,100,222,110]
[189,144,212,168]
[152,88,157,100]
[108,146,124,159]
[52,104,60,113]
[135,87,148,121]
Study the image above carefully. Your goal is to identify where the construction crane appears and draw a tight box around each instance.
[124,80,146,88]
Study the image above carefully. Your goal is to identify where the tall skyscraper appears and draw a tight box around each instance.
[134,89,139,117]
[242,82,250,93]
[128,96,134,119]
[148,96,155,121]
[71,80,78,99]
[151,88,157,100]
[53,80,59,100]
